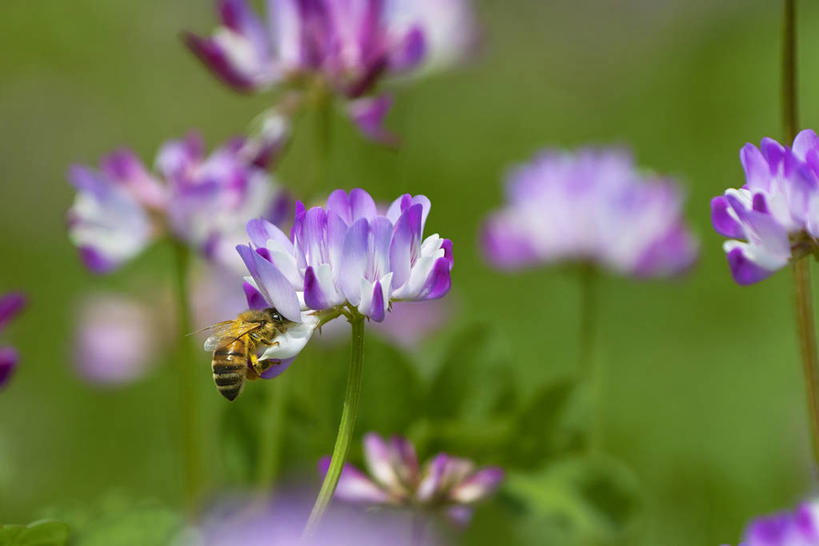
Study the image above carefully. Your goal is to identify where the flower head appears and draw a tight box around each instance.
[318,432,503,526]
[67,129,289,274]
[712,130,819,285]
[738,500,819,546]
[236,188,452,366]
[0,292,26,389]
[185,0,478,144]
[482,147,698,278]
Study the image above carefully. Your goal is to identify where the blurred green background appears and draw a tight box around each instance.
[1,0,817,544]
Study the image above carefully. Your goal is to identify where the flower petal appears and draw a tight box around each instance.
[258,312,319,360]
[318,456,392,504]
[724,243,780,286]
[347,95,399,147]
[0,347,19,389]
[449,467,505,504]
[339,218,371,305]
[711,196,744,239]
[258,356,295,379]
[0,293,26,331]
[243,280,267,310]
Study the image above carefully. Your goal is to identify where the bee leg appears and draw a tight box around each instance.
[250,343,280,376]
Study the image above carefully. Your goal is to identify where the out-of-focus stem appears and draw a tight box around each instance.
[781,0,819,466]
[782,0,797,142]
[577,264,600,451]
[311,91,333,199]
[784,0,819,466]
[257,378,287,491]
[793,259,819,464]
[172,240,202,515]
[303,312,365,536]
[577,264,598,379]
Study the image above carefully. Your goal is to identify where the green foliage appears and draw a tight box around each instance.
[37,497,180,546]
[0,521,70,546]
[219,385,268,485]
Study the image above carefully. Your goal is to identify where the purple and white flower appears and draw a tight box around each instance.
[236,188,453,366]
[482,147,698,278]
[72,293,163,386]
[185,0,478,144]
[68,130,290,274]
[737,500,819,546]
[318,432,503,526]
[0,292,26,389]
[712,130,819,285]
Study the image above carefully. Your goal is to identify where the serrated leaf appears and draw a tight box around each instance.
[505,455,641,544]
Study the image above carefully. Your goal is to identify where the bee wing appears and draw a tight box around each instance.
[203,322,265,352]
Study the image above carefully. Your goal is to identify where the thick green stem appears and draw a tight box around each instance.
[303,312,365,536]
[256,378,287,490]
[782,0,819,465]
[172,241,202,515]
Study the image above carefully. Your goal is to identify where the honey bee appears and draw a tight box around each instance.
[202,308,291,401]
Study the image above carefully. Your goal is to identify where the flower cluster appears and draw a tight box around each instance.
[319,433,503,525]
[711,130,819,285]
[67,130,289,274]
[237,188,453,368]
[481,147,698,277]
[736,500,819,546]
[186,0,478,144]
[0,292,26,389]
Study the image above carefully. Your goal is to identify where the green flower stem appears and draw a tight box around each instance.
[792,259,819,464]
[781,0,819,466]
[577,264,600,451]
[303,311,366,536]
[172,240,203,515]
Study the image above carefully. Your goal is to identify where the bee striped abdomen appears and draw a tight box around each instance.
[212,340,248,401]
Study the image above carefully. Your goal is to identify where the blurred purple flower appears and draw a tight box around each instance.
[482,147,698,278]
[185,0,478,144]
[712,130,819,285]
[198,489,445,545]
[319,432,503,526]
[73,293,162,386]
[236,188,453,366]
[0,292,26,389]
[68,129,290,274]
[738,500,819,546]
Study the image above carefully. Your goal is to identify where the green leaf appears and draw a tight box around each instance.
[71,505,180,546]
[427,323,517,423]
[510,377,585,468]
[13,521,70,546]
[0,525,25,544]
[0,521,70,546]
[505,455,641,544]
